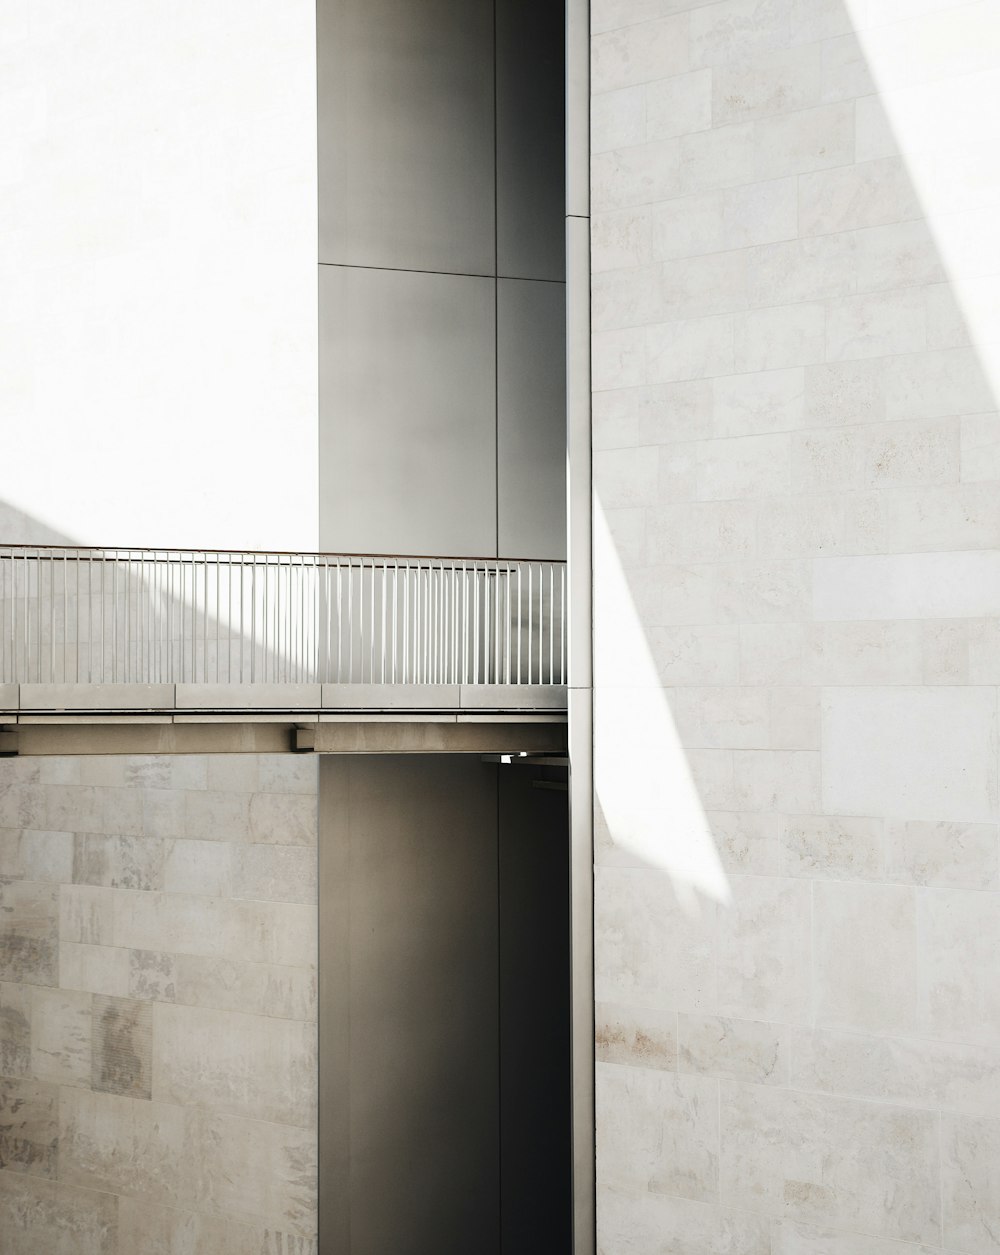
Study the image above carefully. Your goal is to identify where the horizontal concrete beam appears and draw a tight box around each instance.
[1,716,567,756]
[1,682,567,714]
[176,683,323,709]
[18,683,176,710]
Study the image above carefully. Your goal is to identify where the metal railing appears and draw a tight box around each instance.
[0,546,567,687]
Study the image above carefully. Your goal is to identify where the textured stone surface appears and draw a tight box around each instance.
[591,0,1000,1248]
[92,996,152,1098]
[0,1078,58,1177]
[0,752,319,1247]
[0,1172,118,1254]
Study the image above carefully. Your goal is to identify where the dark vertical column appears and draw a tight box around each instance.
[496,0,566,282]
[319,756,501,1255]
[499,767,573,1254]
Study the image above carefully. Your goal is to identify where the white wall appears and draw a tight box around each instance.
[0,1,317,551]
[592,1,1000,1251]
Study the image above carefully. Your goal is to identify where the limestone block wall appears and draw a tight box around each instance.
[0,753,318,1254]
[591,0,1000,1251]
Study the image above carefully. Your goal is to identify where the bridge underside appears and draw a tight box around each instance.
[0,682,567,755]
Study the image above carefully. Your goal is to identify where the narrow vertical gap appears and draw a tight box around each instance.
[496,764,503,1255]
[493,0,500,559]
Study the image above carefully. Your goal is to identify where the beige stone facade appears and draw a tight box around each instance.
[592,0,1000,1251]
[0,754,318,1252]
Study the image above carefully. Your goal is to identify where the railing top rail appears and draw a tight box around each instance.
[0,542,566,566]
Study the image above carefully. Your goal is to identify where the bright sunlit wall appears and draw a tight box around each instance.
[0,1,318,551]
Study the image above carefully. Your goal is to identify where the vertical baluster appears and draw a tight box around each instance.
[560,564,566,684]
[547,567,554,687]
[380,561,386,684]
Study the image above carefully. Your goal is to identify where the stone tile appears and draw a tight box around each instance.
[709,811,784,877]
[678,121,755,198]
[690,0,792,68]
[594,445,660,507]
[799,156,922,236]
[822,687,1000,824]
[0,1172,118,1255]
[596,1002,677,1070]
[100,787,144,838]
[125,755,207,791]
[117,1196,293,1255]
[73,834,164,891]
[172,955,316,1022]
[593,207,655,276]
[77,758,126,788]
[769,687,821,750]
[772,1219,939,1254]
[233,844,317,905]
[60,1085,187,1205]
[152,1002,316,1127]
[713,367,805,438]
[942,1113,1000,1255]
[248,793,317,846]
[720,1083,940,1243]
[17,830,74,884]
[791,1026,1000,1118]
[722,176,799,251]
[697,431,790,500]
[60,942,130,997]
[592,12,690,91]
[918,888,1000,1045]
[668,686,771,750]
[0,1077,58,1177]
[754,102,855,179]
[60,884,115,946]
[598,1183,770,1254]
[597,1062,719,1202]
[127,949,177,1004]
[804,358,886,427]
[718,876,811,1022]
[732,749,820,813]
[43,785,105,835]
[713,43,821,124]
[183,790,250,842]
[679,1014,788,1085]
[93,995,152,1098]
[592,85,645,154]
[648,190,726,262]
[596,867,718,1011]
[0,830,20,879]
[190,1109,317,1236]
[646,68,713,141]
[162,839,234,897]
[0,982,32,1077]
[812,550,1000,623]
[645,313,735,384]
[141,788,186,839]
[734,302,826,373]
[884,347,995,422]
[781,816,883,880]
[885,821,999,890]
[826,289,927,362]
[206,754,260,794]
[814,882,918,1035]
[0,880,57,985]
[113,890,316,968]
[31,987,92,1086]
[0,784,47,830]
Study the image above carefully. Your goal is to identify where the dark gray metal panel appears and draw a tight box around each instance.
[496,0,565,281]
[319,265,497,558]
[319,755,500,1255]
[318,0,495,276]
[497,279,567,560]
